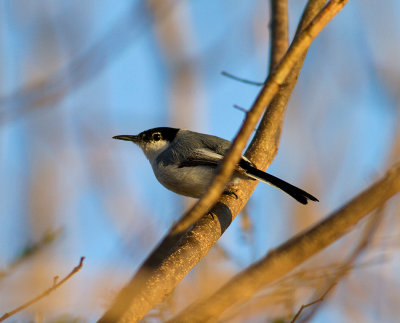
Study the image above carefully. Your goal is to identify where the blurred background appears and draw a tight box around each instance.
[1,0,400,322]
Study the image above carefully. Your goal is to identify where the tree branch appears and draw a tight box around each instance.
[248,0,326,168]
[97,1,348,322]
[0,1,177,124]
[169,162,400,322]
[0,257,85,322]
[0,229,62,282]
[269,0,289,70]
[221,71,264,86]
[292,207,384,322]
[173,0,347,236]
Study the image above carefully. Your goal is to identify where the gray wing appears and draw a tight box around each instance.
[171,131,256,170]
[156,131,232,167]
[197,133,232,156]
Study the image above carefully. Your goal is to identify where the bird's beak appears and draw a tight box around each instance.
[113,135,139,143]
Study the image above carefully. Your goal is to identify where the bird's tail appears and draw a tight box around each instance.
[245,167,318,205]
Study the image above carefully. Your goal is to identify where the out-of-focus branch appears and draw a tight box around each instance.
[147,0,202,130]
[223,0,326,169]
[0,229,62,281]
[222,0,290,86]
[97,1,348,323]
[0,1,176,124]
[269,0,289,70]
[248,0,326,168]
[173,0,347,235]
[0,257,84,322]
[295,102,400,322]
[169,162,400,322]
[293,207,384,323]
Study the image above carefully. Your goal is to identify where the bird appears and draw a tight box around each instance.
[113,127,318,204]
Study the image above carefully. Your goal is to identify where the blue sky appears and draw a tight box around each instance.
[1,1,399,321]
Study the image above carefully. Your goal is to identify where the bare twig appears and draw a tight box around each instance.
[233,104,249,114]
[0,257,85,322]
[293,208,385,323]
[294,108,400,322]
[219,253,388,323]
[291,298,324,323]
[221,71,264,86]
[172,0,348,236]
[97,2,349,323]
[248,0,326,168]
[220,0,290,87]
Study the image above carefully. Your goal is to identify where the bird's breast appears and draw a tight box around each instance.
[152,162,217,198]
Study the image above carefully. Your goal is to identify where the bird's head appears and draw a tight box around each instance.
[113,127,180,161]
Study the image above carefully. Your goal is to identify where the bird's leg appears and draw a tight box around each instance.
[205,187,239,220]
[222,189,239,200]
[207,210,217,220]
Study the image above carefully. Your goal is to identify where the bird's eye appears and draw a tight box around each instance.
[152,133,162,141]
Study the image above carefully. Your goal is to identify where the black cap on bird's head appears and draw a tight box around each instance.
[113,128,180,161]
[113,127,180,144]
[113,127,319,204]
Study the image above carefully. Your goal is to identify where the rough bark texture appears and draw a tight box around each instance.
[97,1,349,322]
[169,162,400,322]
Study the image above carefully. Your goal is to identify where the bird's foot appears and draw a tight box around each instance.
[222,189,239,200]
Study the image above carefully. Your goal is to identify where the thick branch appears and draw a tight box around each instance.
[248,0,326,168]
[173,0,347,235]
[269,0,289,70]
[170,162,400,322]
[97,2,348,323]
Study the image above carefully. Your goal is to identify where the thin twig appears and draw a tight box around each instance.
[98,2,349,322]
[172,0,349,236]
[221,71,264,86]
[233,105,249,114]
[293,209,384,323]
[0,257,85,322]
[290,298,324,323]
[248,0,326,168]
[292,96,400,322]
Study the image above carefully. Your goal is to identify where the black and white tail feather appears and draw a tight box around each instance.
[238,159,318,205]
[113,127,319,204]
[180,146,318,205]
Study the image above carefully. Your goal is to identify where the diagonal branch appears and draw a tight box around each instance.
[294,115,400,322]
[294,207,384,323]
[169,162,400,322]
[0,1,178,124]
[0,229,62,282]
[0,257,85,322]
[248,0,326,168]
[97,1,348,322]
[173,0,348,235]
